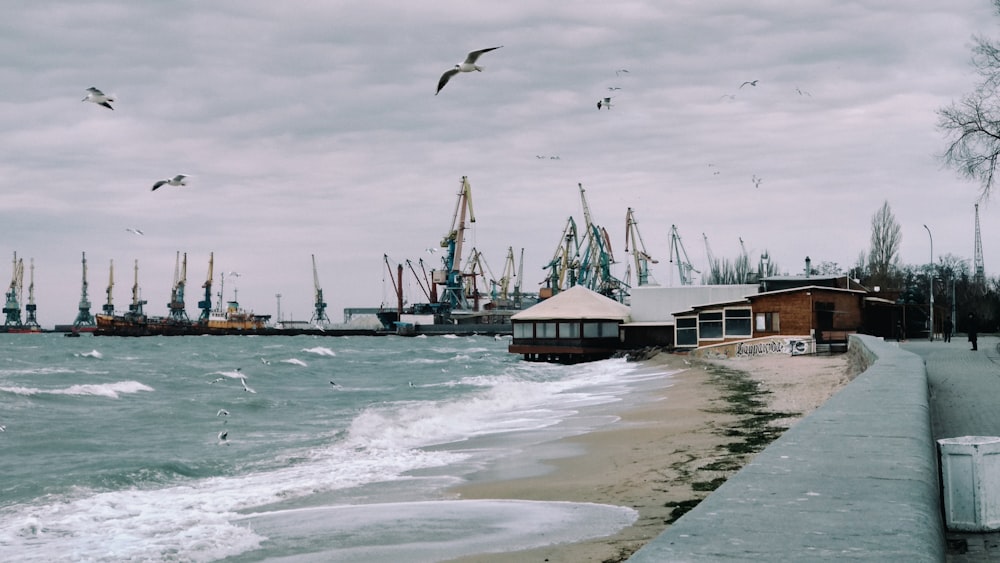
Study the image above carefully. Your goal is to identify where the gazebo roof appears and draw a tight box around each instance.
[511,285,631,321]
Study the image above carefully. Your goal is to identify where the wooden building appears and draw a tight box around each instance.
[673,286,867,351]
[508,285,631,363]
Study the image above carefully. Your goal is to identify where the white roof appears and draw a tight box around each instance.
[511,285,631,321]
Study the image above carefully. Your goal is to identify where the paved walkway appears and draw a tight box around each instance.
[902,336,1000,562]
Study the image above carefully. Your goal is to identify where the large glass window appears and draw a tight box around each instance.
[537,322,556,338]
[725,308,752,337]
[583,321,620,338]
[699,311,724,339]
[676,317,698,347]
[513,322,532,338]
[558,322,579,338]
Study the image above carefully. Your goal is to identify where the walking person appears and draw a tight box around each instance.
[968,312,978,351]
[944,316,953,343]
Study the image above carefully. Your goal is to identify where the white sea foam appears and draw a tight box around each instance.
[280,358,308,367]
[210,369,246,379]
[0,381,153,398]
[75,350,103,359]
[301,346,336,356]
[344,358,643,451]
[0,438,463,562]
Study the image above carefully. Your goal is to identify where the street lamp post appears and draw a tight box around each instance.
[923,224,934,342]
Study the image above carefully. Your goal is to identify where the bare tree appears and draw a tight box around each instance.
[939,0,1000,198]
[869,201,902,288]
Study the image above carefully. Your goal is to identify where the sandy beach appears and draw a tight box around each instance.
[445,350,860,563]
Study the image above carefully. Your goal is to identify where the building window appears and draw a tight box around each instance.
[583,321,619,338]
[558,322,580,338]
[725,308,752,337]
[755,312,779,332]
[699,311,724,339]
[513,322,532,338]
[537,322,556,338]
[676,317,698,346]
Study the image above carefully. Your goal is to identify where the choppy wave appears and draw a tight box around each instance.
[74,349,103,359]
[0,380,153,398]
[301,346,336,356]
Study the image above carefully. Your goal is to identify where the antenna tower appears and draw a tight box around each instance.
[974,203,986,290]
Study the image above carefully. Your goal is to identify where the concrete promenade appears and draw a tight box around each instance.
[629,334,947,561]
[903,335,1000,561]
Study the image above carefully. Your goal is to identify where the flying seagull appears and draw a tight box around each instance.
[739,80,759,89]
[151,174,188,191]
[597,97,613,110]
[125,228,144,236]
[216,409,229,417]
[240,377,256,394]
[82,87,114,110]
[436,46,503,95]
[218,430,228,441]
[616,69,629,77]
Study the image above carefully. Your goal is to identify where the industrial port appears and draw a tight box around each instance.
[2,177,692,337]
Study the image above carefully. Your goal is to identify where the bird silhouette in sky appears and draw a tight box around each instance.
[151,174,188,191]
[739,80,759,89]
[82,87,115,110]
[436,46,503,95]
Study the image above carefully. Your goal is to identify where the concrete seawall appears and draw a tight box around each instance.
[629,334,946,561]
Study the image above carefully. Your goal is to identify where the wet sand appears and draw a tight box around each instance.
[445,351,858,563]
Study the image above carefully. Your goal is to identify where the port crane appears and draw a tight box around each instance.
[703,233,719,284]
[310,254,331,326]
[577,183,627,301]
[168,252,189,322]
[494,247,517,304]
[128,259,147,319]
[3,253,23,327]
[24,259,39,329]
[437,176,475,309]
[543,216,581,296]
[624,207,658,286]
[198,253,213,322]
[103,260,115,315]
[668,225,699,286]
[71,251,96,327]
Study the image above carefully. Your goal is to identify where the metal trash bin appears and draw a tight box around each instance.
[938,436,1000,531]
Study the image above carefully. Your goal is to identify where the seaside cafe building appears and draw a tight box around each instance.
[508,285,631,363]
[672,285,867,354]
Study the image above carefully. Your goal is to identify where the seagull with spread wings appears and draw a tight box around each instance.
[82,87,115,110]
[151,174,189,191]
[436,46,503,95]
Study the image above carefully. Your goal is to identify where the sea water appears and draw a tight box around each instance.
[0,333,677,562]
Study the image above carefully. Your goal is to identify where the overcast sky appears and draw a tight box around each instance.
[2,1,998,327]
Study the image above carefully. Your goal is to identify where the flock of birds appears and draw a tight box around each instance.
[82,87,189,193]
